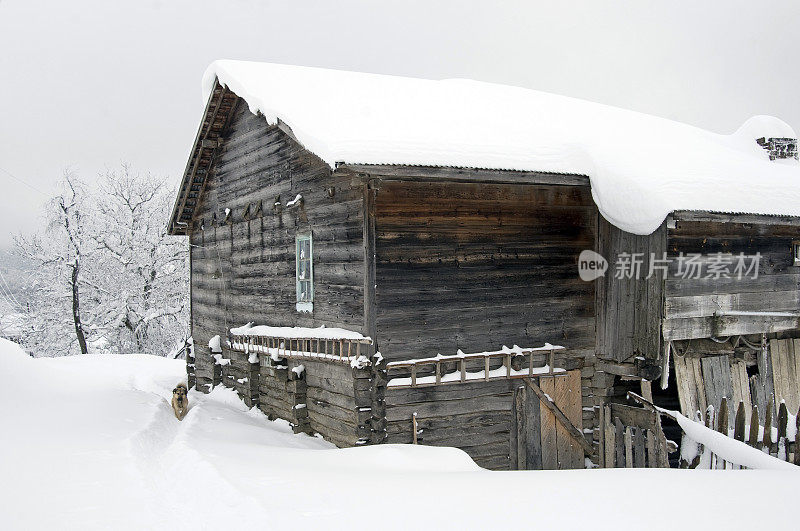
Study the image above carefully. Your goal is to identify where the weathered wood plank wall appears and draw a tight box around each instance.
[385,378,520,470]
[664,219,800,340]
[385,371,583,470]
[188,100,366,400]
[374,180,598,461]
[595,217,666,365]
[373,181,595,361]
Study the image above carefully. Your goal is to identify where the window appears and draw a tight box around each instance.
[793,241,800,266]
[296,234,313,312]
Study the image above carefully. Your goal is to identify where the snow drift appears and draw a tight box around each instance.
[203,60,800,235]
[2,338,799,530]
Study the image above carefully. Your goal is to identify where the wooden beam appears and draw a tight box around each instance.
[337,163,589,187]
[169,82,228,234]
[362,183,377,351]
[663,314,800,341]
[523,378,595,456]
[672,210,800,227]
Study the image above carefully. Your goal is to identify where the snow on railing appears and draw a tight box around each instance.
[628,392,799,471]
[229,323,373,364]
[386,344,565,389]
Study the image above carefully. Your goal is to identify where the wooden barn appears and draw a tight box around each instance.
[168,61,800,470]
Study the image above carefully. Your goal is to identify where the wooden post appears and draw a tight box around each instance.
[734,401,746,442]
[624,427,633,468]
[778,401,788,461]
[718,397,729,436]
[614,418,625,468]
[411,365,417,387]
[705,405,715,469]
[505,353,511,378]
[484,356,490,381]
[412,413,418,444]
[640,379,653,402]
[435,361,441,385]
[548,348,555,375]
[749,404,760,447]
[764,400,773,453]
[795,407,800,466]
[604,405,615,467]
[460,358,466,383]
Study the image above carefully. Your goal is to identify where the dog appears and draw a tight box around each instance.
[171,383,189,420]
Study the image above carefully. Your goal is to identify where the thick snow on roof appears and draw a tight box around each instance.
[203,60,800,235]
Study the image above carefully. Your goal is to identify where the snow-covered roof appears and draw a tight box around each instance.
[202,60,800,235]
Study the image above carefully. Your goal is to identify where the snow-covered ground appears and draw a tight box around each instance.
[0,337,797,530]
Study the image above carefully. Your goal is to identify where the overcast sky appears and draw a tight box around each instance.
[1,0,798,249]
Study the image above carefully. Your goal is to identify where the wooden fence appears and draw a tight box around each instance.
[678,395,800,469]
[602,401,670,468]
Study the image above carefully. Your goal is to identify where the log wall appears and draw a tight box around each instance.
[373,180,596,360]
[188,100,366,395]
[373,180,599,461]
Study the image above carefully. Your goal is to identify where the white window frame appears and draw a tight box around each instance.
[296,233,314,312]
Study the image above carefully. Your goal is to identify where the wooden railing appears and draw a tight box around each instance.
[230,334,373,363]
[629,392,799,470]
[678,395,800,469]
[386,344,565,389]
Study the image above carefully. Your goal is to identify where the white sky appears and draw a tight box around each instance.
[1,0,798,249]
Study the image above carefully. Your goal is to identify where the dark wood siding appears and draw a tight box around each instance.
[373,180,596,362]
[595,218,666,364]
[663,219,800,340]
[189,101,365,394]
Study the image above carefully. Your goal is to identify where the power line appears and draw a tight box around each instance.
[0,270,23,311]
[0,164,181,238]
[0,273,24,313]
[0,165,49,197]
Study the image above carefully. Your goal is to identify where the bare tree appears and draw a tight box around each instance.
[13,165,189,357]
[15,171,92,354]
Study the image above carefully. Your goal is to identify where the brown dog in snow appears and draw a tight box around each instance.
[171,383,189,420]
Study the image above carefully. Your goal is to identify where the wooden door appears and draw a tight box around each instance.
[510,370,583,470]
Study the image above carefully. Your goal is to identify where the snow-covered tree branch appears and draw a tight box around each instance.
[13,165,189,357]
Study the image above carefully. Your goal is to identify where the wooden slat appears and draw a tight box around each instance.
[633,428,646,468]
[614,417,625,468]
[538,377,558,470]
[674,354,695,417]
[730,360,753,426]
[624,427,633,468]
[525,374,593,462]
[665,290,800,319]
[770,339,798,414]
[554,370,583,469]
[701,355,732,415]
[510,386,522,470]
[604,405,615,468]
[691,357,708,419]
